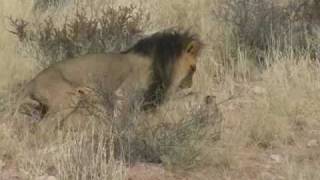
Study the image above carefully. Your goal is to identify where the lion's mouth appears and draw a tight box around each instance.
[178,70,194,89]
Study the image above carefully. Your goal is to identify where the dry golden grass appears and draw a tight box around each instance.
[1,0,320,180]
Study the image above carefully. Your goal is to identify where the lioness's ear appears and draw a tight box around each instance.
[186,40,202,56]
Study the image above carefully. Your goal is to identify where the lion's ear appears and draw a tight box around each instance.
[74,87,93,96]
[186,40,202,56]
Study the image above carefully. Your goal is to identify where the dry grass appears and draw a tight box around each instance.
[1,0,320,180]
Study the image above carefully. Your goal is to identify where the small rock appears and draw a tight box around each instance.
[0,159,5,169]
[270,154,282,163]
[0,168,21,180]
[307,139,318,148]
[36,176,57,180]
[127,162,186,180]
[252,86,266,95]
[47,176,57,180]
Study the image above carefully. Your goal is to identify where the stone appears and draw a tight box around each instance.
[252,86,266,95]
[36,175,57,180]
[269,154,282,163]
[127,163,186,180]
[307,139,318,148]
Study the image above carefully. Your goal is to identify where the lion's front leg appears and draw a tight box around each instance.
[113,89,126,119]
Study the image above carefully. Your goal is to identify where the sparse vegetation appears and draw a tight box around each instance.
[9,4,147,68]
[213,0,320,69]
[32,0,69,12]
[1,0,320,180]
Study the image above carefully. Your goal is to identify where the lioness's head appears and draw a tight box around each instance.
[125,29,203,109]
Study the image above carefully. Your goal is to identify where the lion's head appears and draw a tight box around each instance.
[125,29,203,109]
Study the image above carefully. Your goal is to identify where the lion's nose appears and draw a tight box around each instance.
[190,65,196,72]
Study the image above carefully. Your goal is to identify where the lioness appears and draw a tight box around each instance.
[18,30,203,119]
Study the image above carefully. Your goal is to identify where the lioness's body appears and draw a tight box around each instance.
[19,30,203,119]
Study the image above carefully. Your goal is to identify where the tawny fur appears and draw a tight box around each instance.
[18,30,203,119]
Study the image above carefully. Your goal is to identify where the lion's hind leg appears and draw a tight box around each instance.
[18,97,48,120]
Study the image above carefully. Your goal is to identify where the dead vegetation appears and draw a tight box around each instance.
[9,4,147,68]
[213,0,320,69]
[1,0,320,180]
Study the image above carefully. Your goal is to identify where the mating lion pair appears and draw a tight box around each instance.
[18,29,203,119]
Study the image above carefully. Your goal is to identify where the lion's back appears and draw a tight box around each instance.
[49,53,130,90]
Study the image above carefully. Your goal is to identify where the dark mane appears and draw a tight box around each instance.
[125,29,198,60]
[123,29,201,110]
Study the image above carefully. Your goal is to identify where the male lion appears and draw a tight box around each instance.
[18,30,203,119]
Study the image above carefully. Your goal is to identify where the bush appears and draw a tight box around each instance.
[9,4,147,68]
[213,0,320,67]
[16,91,223,175]
[122,113,212,169]
[113,96,222,170]
[32,0,68,12]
